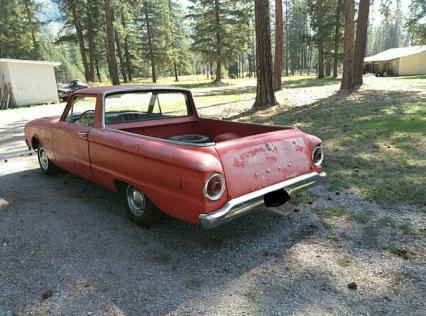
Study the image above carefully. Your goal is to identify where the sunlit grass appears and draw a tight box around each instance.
[239,76,426,205]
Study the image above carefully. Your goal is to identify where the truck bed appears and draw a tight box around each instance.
[114,117,291,144]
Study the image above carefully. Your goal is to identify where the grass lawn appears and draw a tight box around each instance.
[236,76,426,206]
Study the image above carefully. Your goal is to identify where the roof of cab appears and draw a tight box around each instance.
[76,85,190,95]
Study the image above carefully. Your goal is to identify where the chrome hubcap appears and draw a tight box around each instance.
[39,148,49,170]
[127,186,145,217]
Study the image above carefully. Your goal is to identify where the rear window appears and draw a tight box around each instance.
[104,91,190,124]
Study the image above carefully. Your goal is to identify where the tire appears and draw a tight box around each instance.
[37,146,59,175]
[123,184,164,226]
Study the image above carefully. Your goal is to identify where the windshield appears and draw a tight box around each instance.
[104,91,191,124]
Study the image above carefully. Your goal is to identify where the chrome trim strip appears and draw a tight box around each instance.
[199,171,326,229]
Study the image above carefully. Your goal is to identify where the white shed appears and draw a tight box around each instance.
[0,58,60,107]
[364,46,426,76]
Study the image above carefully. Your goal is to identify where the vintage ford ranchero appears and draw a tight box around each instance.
[24,85,325,229]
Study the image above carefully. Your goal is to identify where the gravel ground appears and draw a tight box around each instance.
[1,76,425,315]
[1,156,425,315]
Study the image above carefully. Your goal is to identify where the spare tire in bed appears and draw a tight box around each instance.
[168,134,211,144]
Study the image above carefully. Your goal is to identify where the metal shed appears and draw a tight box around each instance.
[0,58,60,107]
[364,46,426,76]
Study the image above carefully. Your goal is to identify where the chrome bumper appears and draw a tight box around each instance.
[199,171,326,229]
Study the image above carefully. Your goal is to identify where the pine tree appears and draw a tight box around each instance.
[254,0,278,108]
[406,0,426,44]
[104,0,120,85]
[188,0,252,83]
[340,0,354,90]
[168,0,190,81]
[353,0,370,86]
[138,0,172,83]
[273,0,284,91]
[0,0,43,59]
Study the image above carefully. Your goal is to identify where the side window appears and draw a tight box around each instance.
[65,96,97,127]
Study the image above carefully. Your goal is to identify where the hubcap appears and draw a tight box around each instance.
[126,186,145,217]
[38,148,49,170]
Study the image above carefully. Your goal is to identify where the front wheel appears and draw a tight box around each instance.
[37,146,59,175]
[123,184,164,226]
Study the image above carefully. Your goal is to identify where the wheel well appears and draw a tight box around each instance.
[31,137,40,150]
[113,179,127,193]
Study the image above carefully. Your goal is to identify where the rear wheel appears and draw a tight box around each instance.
[37,146,59,175]
[123,184,164,226]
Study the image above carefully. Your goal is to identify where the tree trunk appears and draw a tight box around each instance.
[87,2,96,82]
[254,0,278,108]
[214,0,222,83]
[70,0,89,82]
[168,0,179,82]
[173,62,179,82]
[353,0,370,86]
[144,2,156,83]
[333,0,342,78]
[325,57,331,76]
[95,58,102,82]
[317,0,324,78]
[273,0,283,91]
[104,0,120,85]
[340,0,355,90]
[284,0,289,76]
[121,16,133,82]
[23,0,39,59]
[114,28,128,83]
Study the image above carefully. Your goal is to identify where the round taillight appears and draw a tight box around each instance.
[203,173,226,201]
[312,146,324,166]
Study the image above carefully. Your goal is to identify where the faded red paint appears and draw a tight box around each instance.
[25,85,323,225]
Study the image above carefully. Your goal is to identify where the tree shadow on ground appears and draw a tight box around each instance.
[397,75,426,80]
[284,76,341,89]
[0,166,318,315]
[0,120,29,158]
[195,85,255,97]
[174,81,232,89]
[228,88,426,205]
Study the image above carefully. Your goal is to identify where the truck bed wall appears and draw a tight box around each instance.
[120,118,284,141]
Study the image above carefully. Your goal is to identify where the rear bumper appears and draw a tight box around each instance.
[199,171,326,229]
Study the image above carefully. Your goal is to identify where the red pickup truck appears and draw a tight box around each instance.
[24,85,325,229]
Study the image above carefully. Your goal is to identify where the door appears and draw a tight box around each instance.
[52,95,97,180]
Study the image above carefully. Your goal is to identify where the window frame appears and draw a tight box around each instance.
[102,90,194,127]
[61,94,98,127]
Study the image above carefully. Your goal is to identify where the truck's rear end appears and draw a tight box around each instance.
[199,127,325,229]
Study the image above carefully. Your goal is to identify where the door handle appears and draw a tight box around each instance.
[77,131,88,139]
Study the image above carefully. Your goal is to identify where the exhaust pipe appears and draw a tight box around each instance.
[264,189,290,207]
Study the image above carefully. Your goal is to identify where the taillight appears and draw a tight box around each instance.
[312,146,324,166]
[203,173,226,201]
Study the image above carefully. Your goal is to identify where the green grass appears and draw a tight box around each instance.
[379,216,395,227]
[397,75,426,80]
[399,222,414,235]
[337,256,352,267]
[315,207,347,218]
[385,243,410,260]
[315,207,369,225]
[349,212,369,224]
[244,76,426,205]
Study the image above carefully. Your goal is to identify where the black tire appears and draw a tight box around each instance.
[123,184,164,226]
[37,146,59,175]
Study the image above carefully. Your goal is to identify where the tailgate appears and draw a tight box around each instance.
[214,129,313,198]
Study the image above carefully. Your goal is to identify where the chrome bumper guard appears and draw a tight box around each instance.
[199,171,326,229]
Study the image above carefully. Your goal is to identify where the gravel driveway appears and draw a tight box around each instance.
[1,156,425,315]
[1,78,425,315]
